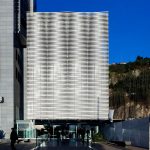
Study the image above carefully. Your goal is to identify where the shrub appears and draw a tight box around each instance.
[0,130,5,139]
[92,132,104,142]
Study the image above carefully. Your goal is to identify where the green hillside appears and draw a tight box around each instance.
[109,56,150,119]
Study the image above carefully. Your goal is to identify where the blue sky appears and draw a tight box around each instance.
[35,0,150,64]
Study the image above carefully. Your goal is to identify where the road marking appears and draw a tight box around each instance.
[88,145,97,150]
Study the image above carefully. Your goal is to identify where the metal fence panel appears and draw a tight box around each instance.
[103,117,149,149]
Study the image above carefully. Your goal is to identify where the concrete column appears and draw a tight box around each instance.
[95,126,99,134]
[30,0,34,13]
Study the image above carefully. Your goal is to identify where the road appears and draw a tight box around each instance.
[0,139,148,150]
[36,139,126,150]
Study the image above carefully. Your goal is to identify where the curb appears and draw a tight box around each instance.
[92,141,127,150]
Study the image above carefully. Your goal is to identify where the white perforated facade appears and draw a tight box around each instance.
[25,12,109,120]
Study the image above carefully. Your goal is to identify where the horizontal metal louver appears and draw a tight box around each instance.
[25,12,109,120]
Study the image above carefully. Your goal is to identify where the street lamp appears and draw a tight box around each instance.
[97,97,100,120]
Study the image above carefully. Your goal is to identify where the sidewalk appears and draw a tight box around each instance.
[94,142,149,150]
[126,146,148,150]
[0,140,36,150]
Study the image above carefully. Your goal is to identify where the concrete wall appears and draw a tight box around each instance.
[0,0,27,138]
[0,0,14,138]
[103,117,149,149]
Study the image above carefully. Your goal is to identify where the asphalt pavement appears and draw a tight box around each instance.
[0,139,148,150]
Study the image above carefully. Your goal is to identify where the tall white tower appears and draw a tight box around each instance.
[25,12,109,120]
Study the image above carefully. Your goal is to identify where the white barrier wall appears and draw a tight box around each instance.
[103,117,149,149]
